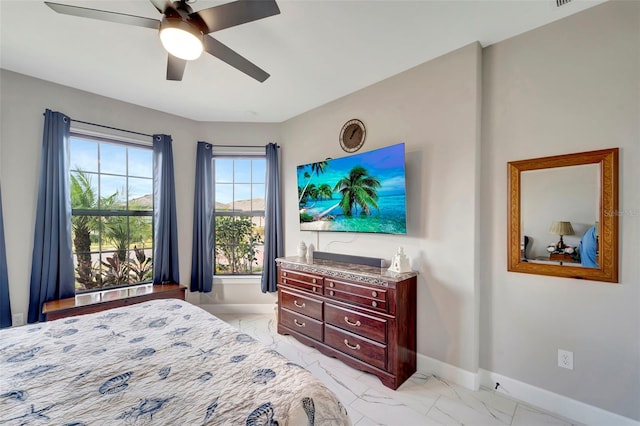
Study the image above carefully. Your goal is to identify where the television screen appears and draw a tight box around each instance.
[297,143,407,234]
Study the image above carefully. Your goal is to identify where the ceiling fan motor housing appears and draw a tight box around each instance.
[169,0,194,17]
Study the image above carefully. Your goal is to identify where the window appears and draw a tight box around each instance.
[214,155,266,275]
[69,133,153,293]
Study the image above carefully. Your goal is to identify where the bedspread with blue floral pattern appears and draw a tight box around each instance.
[0,299,351,425]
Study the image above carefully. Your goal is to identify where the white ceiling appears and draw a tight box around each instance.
[0,0,606,122]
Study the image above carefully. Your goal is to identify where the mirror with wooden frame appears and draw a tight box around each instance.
[508,148,619,283]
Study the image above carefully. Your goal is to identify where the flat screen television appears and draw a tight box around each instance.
[297,143,407,234]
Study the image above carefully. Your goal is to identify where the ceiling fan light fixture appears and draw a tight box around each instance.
[159,19,203,61]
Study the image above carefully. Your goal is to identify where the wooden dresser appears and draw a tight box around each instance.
[276,256,417,390]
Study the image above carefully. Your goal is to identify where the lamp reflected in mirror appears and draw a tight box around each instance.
[549,221,574,250]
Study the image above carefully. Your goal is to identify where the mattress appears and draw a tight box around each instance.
[0,299,351,425]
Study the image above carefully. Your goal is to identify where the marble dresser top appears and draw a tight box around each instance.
[276,256,417,287]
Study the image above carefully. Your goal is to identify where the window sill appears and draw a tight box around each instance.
[213,275,261,285]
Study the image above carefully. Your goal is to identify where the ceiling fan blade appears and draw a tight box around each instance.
[203,35,270,82]
[167,54,187,81]
[149,0,173,14]
[193,0,280,34]
[45,2,159,30]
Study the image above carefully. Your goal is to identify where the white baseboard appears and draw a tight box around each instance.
[476,369,639,426]
[414,356,638,426]
[417,353,479,390]
[199,303,276,315]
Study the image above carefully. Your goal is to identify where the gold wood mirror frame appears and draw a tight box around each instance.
[508,148,619,283]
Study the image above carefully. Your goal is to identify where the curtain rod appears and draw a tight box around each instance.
[70,119,154,138]
[53,115,281,145]
[211,144,280,148]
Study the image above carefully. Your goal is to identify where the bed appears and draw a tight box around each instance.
[0,299,351,425]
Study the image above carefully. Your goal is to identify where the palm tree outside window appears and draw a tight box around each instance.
[69,134,154,293]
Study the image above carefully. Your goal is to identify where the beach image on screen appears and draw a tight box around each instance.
[297,143,407,234]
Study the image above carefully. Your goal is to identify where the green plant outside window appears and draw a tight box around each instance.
[69,134,153,293]
[214,156,265,275]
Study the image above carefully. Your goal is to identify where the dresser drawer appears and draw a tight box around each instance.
[325,303,387,344]
[281,289,323,321]
[324,324,387,370]
[280,269,323,295]
[324,279,387,312]
[280,308,323,341]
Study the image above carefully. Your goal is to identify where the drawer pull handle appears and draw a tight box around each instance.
[344,339,360,351]
[294,319,306,328]
[312,278,317,284]
[283,279,287,284]
[344,317,361,327]
[294,300,306,308]
[372,291,378,297]
[312,287,317,293]
[372,301,378,308]
[329,282,334,288]
[329,290,334,296]
[283,272,287,277]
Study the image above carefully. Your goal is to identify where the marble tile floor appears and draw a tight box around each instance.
[214,313,583,426]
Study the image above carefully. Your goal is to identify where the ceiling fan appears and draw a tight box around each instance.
[44,0,280,82]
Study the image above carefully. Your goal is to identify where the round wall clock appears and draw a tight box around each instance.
[339,119,366,153]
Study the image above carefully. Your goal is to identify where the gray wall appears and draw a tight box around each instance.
[281,42,483,374]
[480,0,639,420]
[0,0,637,421]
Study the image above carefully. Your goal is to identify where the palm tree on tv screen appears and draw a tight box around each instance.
[297,160,330,204]
[333,166,381,216]
[316,183,333,200]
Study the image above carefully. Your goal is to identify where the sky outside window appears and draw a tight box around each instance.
[215,158,266,205]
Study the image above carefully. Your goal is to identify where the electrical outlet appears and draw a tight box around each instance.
[12,313,24,326]
[558,349,574,370]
